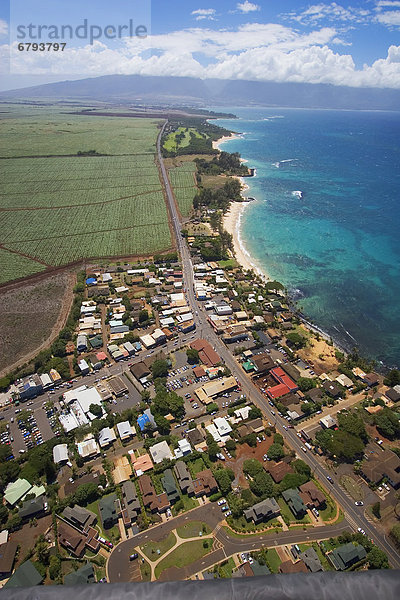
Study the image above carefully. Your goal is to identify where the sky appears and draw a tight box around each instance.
[0,0,400,90]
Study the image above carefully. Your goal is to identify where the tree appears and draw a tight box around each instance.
[250,471,274,498]
[206,433,220,461]
[243,459,263,477]
[301,402,313,415]
[186,348,200,365]
[73,482,100,506]
[6,513,22,532]
[0,377,10,392]
[286,332,306,349]
[225,439,236,452]
[367,546,389,569]
[390,524,400,548]
[214,468,233,495]
[297,377,317,392]
[0,505,8,525]
[279,472,308,493]
[49,555,61,580]
[372,501,381,519]
[273,433,284,446]
[315,428,365,462]
[383,369,400,387]
[89,403,103,418]
[154,413,171,435]
[139,309,149,323]
[206,402,219,414]
[267,443,285,462]
[375,408,400,439]
[248,406,262,420]
[36,535,50,566]
[151,359,169,379]
[337,412,368,442]
[292,459,311,478]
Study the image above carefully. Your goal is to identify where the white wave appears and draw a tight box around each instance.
[272,158,297,168]
[292,190,303,199]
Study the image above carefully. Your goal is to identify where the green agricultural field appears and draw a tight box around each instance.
[163,127,204,153]
[168,161,197,216]
[0,106,172,283]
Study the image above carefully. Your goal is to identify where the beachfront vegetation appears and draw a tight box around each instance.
[193,178,242,212]
[195,152,249,177]
[161,118,230,157]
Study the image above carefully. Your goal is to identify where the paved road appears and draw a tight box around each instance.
[107,498,350,582]
[155,121,400,569]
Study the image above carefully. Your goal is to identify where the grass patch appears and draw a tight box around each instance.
[339,475,364,501]
[93,565,106,581]
[172,494,199,516]
[218,259,238,269]
[264,548,281,573]
[188,456,206,476]
[176,521,211,539]
[140,531,176,561]
[155,538,213,579]
[140,558,152,582]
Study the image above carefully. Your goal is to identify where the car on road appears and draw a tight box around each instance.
[355,501,364,506]
[301,446,307,452]
[129,553,138,560]
[326,476,334,483]
[357,527,366,535]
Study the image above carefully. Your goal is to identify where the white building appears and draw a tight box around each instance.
[53,444,68,464]
[140,334,156,349]
[77,436,100,459]
[116,421,136,440]
[98,427,117,448]
[149,440,173,464]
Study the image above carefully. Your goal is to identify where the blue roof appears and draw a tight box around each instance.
[135,342,142,350]
[137,413,151,431]
[86,277,97,285]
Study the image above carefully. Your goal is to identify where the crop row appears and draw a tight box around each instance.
[168,162,197,216]
[0,249,46,285]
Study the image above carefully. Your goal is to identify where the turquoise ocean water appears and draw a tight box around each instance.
[212,107,400,368]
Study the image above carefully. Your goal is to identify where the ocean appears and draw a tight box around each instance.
[212,107,400,368]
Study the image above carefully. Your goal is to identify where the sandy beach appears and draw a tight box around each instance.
[223,201,270,281]
[212,133,241,151]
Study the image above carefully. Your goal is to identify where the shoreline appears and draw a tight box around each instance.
[212,132,242,151]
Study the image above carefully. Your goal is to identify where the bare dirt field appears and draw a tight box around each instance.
[0,271,74,376]
[223,438,274,488]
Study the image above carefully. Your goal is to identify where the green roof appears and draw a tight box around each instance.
[99,493,117,528]
[161,469,180,503]
[64,562,95,586]
[242,361,255,372]
[89,335,103,349]
[30,485,46,498]
[4,560,43,588]
[4,479,32,506]
[282,488,307,517]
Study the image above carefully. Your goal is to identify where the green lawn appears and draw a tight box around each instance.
[140,531,177,560]
[172,494,199,516]
[154,538,213,578]
[339,475,364,502]
[218,557,236,578]
[176,521,211,539]
[264,548,281,573]
[188,457,206,476]
[218,259,238,269]
[226,513,281,533]
[163,127,204,152]
[140,558,152,582]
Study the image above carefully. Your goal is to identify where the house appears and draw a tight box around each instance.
[77,334,88,353]
[77,436,100,459]
[322,380,342,398]
[121,480,141,523]
[252,354,275,374]
[132,452,153,475]
[138,475,170,513]
[16,374,43,401]
[385,387,400,403]
[116,421,136,441]
[186,427,205,450]
[174,438,192,458]
[4,478,32,507]
[78,359,90,375]
[363,373,379,387]
[174,461,194,495]
[361,449,400,489]
[57,520,87,557]
[192,469,218,497]
[319,414,337,429]
[266,461,294,483]
[64,562,95,586]
[0,541,18,577]
[53,443,69,465]
[299,547,324,572]
[3,560,43,588]
[19,494,48,521]
[99,494,119,529]
[98,427,117,448]
[107,377,128,397]
[161,469,180,504]
[299,481,326,509]
[279,559,308,574]
[244,498,281,524]
[282,488,307,518]
[336,374,353,388]
[137,408,157,432]
[130,362,151,382]
[149,440,173,464]
[328,543,367,570]
[62,505,97,531]
[190,339,221,367]
[306,388,325,403]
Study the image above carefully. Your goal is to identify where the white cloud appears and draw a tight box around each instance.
[0,18,8,37]
[376,9,400,25]
[237,2,260,13]
[191,8,216,21]
[5,22,400,89]
[285,3,371,25]
[376,1,400,8]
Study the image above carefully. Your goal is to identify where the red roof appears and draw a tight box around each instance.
[190,339,220,367]
[96,352,107,361]
[267,383,290,399]
[271,367,298,391]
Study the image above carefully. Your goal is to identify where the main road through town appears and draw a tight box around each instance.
[155,121,400,569]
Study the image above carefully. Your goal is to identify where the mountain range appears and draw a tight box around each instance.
[1,75,400,111]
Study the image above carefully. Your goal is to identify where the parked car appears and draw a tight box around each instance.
[129,553,138,560]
